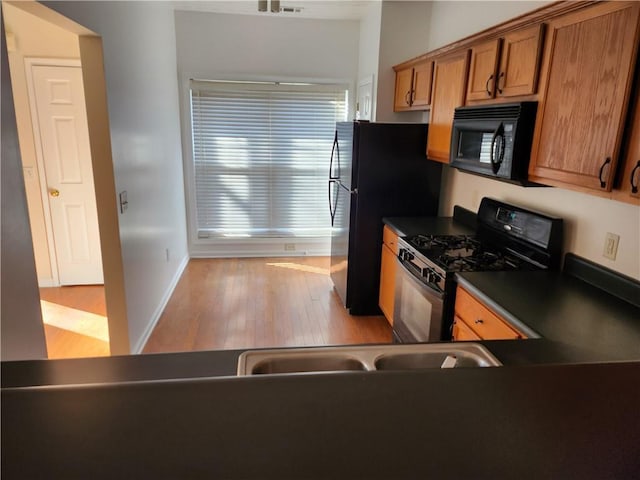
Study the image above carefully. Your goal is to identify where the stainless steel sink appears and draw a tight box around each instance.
[250,355,367,374]
[374,351,497,370]
[237,343,501,375]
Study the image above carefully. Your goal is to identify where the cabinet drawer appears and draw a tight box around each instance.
[382,225,399,255]
[452,315,481,341]
[455,286,525,340]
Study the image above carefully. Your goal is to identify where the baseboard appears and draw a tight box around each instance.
[132,254,190,354]
[189,238,331,258]
[38,278,57,288]
[190,249,330,259]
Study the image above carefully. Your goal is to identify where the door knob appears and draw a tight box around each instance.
[50,189,60,197]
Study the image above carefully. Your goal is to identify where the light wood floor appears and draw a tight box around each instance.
[39,285,110,359]
[143,257,393,353]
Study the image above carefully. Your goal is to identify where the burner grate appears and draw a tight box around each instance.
[405,233,530,273]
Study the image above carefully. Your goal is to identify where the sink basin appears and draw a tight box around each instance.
[250,355,367,374]
[374,351,496,370]
[237,343,501,375]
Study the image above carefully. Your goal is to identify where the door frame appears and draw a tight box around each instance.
[4,0,131,354]
[24,57,95,287]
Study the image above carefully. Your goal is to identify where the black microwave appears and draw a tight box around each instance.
[449,102,538,184]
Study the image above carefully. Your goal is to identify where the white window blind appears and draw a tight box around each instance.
[190,80,348,239]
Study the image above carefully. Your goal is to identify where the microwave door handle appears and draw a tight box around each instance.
[490,123,505,174]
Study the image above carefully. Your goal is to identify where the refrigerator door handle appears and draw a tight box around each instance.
[329,131,340,180]
[328,180,338,227]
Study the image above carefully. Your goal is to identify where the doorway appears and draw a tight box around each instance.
[25,59,104,286]
[3,1,130,357]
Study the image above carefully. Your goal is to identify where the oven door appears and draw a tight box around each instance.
[392,257,444,343]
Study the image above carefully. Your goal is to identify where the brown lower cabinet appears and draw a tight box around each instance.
[379,226,399,325]
[453,286,527,340]
[452,315,481,341]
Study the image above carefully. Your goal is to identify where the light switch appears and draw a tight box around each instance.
[119,191,128,213]
[23,166,35,180]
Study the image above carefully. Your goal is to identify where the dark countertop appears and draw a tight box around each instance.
[0,337,614,389]
[457,271,640,361]
[1,349,243,388]
[383,215,474,237]
[3,361,639,479]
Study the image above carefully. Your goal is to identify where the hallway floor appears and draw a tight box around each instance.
[143,257,392,353]
[40,285,110,359]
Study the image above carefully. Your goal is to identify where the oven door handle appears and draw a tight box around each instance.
[396,259,444,300]
[393,256,445,343]
[397,255,445,297]
[395,256,445,300]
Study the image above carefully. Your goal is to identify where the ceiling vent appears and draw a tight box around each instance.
[258,0,303,14]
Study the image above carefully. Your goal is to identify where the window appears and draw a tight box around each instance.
[190,80,348,240]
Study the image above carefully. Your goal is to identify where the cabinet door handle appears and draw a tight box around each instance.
[485,74,494,97]
[630,160,640,194]
[405,91,411,106]
[598,157,611,188]
[497,72,505,95]
[474,319,484,324]
[411,89,416,104]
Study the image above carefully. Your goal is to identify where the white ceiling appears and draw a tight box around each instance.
[172,0,375,20]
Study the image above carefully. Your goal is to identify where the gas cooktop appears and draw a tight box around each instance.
[404,233,531,273]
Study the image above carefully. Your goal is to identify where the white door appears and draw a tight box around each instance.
[31,64,103,285]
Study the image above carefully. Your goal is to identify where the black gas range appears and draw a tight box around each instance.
[392,197,563,343]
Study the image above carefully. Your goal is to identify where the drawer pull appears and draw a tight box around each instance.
[474,319,484,324]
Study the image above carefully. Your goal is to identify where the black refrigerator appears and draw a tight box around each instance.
[329,121,442,315]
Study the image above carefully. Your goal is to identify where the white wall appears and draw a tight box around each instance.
[375,0,432,122]
[174,10,360,256]
[175,10,359,86]
[428,1,640,279]
[427,1,551,50]
[46,1,189,352]
[358,1,382,120]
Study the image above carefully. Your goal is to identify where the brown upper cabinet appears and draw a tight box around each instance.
[613,90,640,205]
[393,60,433,111]
[466,24,544,102]
[529,1,640,192]
[426,50,470,163]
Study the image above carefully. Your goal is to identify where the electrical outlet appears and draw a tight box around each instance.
[284,243,296,251]
[603,232,619,261]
